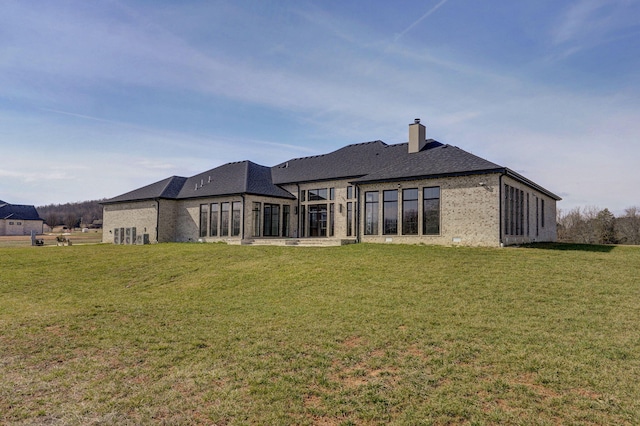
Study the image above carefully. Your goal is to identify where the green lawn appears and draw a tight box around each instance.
[1,243,639,425]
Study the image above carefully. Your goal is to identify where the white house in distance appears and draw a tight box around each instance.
[0,200,44,236]
[102,119,560,247]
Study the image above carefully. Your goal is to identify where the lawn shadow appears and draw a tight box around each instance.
[521,242,616,253]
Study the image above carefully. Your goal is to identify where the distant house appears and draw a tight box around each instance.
[0,200,44,236]
[102,120,560,247]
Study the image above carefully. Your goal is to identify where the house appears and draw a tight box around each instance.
[0,200,44,236]
[102,120,560,247]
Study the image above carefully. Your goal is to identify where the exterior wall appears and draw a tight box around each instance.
[102,201,158,243]
[358,174,503,247]
[297,179,357,239]
[243,195,297,239]
[157,200,178,243]
[102,175,557,247]
[501,176,557,245]
[0,219,43,236]
[177,196,244,243]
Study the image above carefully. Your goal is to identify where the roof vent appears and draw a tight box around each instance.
[414,118,420,124]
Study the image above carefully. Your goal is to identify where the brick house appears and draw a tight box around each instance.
[102,120,560,246]
[0,200,44,236]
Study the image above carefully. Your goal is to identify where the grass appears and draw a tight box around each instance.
[1,243,639,425]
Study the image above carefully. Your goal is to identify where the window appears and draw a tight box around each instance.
[210,203,219,236]
[346,202,353,236]
[329,204,334,236]
[301,190,306,202]
[423,187,440,235]
[264,204,280,236]
[309,188,328,201]
[220,202,230,236]
[329,188,335,201]
[199,204,208,238]
[282,205,290,237]
[504,185,525,236]
[402,188,418,235]
[541,199,545,228]
[536,197,540,236]
[252,202,261,237]
[365,191,379,235]
[526,193,530,236]
[308,204,327,236]
[383,190,398,235]
[301,205,306,237]
[232,202,242,236]
[347,186,353,200]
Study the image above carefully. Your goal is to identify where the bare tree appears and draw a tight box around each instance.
[596,208,616,244]
[618,207,640,245]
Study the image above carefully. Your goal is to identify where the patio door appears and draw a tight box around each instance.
[308,204,327,237]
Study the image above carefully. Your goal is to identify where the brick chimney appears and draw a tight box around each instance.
[409,118,425,153]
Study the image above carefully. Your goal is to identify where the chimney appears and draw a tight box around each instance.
[409,118,425,153]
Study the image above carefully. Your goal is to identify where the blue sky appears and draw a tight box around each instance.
[1,0,639,214]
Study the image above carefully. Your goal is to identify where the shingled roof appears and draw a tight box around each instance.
[104,161,295,204]
[271,141,410,184]
[104,176,188,204]
[177,161,295,200]
[103,134,560,203]
[351,142,503,183]
[0,202,43,221]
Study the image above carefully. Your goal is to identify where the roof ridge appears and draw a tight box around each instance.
[274,140,388,166]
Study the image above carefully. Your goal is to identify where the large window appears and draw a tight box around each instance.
[210,203,219,237]
[308,204,327,236]
[264,204,280,236]
[329,203,334,237]
[199,204,208,238]
[423,187,440,235]
[252,202,261,237]
[232,202,242,236]
[402,188,418,235]
[365,191,379,235]
[383,190,398,235]
[504,184,525,236]
[308,188,328,201]
[346,202,353,237]
[220,202,230,236]
[282,205,290,237]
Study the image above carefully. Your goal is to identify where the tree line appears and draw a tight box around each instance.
[37,199,106,229]
[557,206,640,245]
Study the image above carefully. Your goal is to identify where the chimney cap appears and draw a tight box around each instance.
[414,118,421,124]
